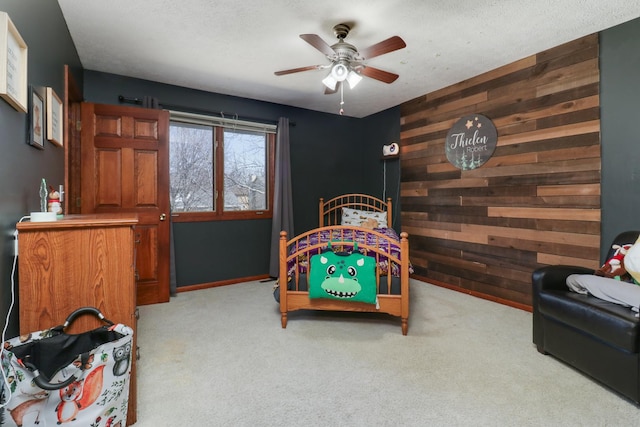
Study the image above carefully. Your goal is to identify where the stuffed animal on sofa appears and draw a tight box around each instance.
[595,243,634,281]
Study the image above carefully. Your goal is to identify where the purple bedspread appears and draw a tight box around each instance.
[287,227,412,278]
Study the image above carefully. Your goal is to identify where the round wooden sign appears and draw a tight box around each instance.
[445,114,497,170]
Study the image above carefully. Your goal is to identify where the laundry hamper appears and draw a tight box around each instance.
[1,307,133,427]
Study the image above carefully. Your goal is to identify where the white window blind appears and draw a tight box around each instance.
[170,110,277,134]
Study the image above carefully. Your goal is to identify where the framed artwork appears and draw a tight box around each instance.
[46,87,63,147]
[28,85,45,149]
[0,12,28,112]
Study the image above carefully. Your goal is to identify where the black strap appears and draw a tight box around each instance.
[26,352,91,391]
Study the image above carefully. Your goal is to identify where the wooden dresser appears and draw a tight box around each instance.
[17,214,139,425]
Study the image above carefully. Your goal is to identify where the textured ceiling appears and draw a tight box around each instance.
[57,0,640,118]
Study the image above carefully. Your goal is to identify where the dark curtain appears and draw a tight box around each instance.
[142,96,160,109]
[269,117,294,278]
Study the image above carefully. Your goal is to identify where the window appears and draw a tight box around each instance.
[169,111,276,222]
[170,122,214,212]
[223,129,268,211]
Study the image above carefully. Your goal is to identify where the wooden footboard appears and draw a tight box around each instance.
[278,226,410,335]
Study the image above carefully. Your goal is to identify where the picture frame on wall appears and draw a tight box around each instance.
[28,85,45,149]
[46,87,63,147]
[0,12,28,113]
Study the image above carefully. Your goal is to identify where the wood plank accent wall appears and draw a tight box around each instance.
[399,34,600,308]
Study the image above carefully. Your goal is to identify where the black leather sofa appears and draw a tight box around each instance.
[532,230,640,403]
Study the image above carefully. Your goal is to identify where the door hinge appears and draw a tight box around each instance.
[76,120,81,131]
[75,197,81,208]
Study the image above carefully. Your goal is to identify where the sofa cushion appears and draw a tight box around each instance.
[539,289,640,353]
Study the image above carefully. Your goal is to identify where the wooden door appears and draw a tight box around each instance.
[81,103,170,305]
[64,64,83,215]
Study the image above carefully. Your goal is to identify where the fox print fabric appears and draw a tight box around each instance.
[1,323,133,427]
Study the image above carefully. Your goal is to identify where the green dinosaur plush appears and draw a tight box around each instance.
[309,246,377,304]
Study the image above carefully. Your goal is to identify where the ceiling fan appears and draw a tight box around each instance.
[274,23,406,94]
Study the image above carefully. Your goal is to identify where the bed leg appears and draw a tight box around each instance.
[401,319,408,336]
[281,313,288,329]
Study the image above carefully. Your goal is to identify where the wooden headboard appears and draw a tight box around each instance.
[319,194,392,227]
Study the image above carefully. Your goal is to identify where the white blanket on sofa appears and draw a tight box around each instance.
[566,274,640,315]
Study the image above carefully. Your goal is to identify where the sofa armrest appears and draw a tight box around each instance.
[531,265,595,350]
[532,265,595,294]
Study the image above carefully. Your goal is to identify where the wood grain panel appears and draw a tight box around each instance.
[537,183,600,196]
[96,149,122,207]
[488,206,600,221]
[135,224,158,282]
[497,120,600,146]
[537,253,599,269]
[135,150,158,206]
[134,118,159,139]
[492,95,599,129]
[94,115,122,137]
[400,34,601,308]
[401,92,488,137]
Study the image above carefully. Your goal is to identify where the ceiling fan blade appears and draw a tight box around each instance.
[359,66,399,84]
[358,36,406,60]
[324,81,341,95]
[300,34,336,57]
[274,65,323,76]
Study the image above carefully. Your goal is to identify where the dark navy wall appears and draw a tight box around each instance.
[0,0,82,338]
[4,1,637,333]
[82,71,400,285]
[599,17,640,260]
[361,108,402,230]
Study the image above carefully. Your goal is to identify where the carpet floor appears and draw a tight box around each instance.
[132,279,639,426]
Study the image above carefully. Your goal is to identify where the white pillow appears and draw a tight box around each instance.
[341,207,388,228]
[625,235,640,284]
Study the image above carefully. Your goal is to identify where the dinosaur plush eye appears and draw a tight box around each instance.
[327,265,336,275]
[347,266,357,277]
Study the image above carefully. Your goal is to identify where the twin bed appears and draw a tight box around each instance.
[277,194,411,335]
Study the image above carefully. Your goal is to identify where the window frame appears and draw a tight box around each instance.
[169,111,276,223]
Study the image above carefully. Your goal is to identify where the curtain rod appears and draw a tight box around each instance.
[117,95,294,126]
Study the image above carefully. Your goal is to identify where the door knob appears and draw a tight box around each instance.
[160,213,166,221]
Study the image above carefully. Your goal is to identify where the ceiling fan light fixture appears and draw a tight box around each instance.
[274,25,407,110]
[346,70,362,89]
[322,74,338,90]
[330,62,349,81]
